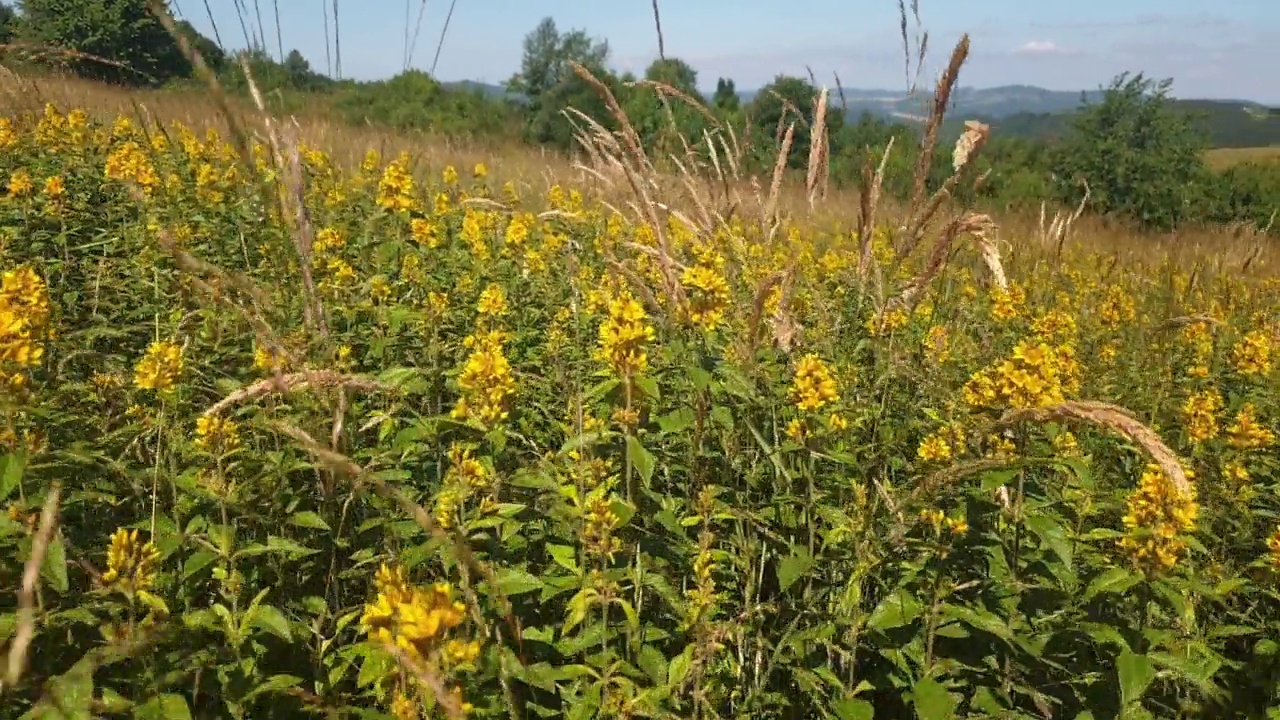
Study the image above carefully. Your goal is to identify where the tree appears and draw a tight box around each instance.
[509,17,612,145]
[528,64,624,150]
[748,75,845,170]
[1052,72,1211,231]
[0,2,16,45]
[623,57,709,163]
[713,78,739,112]
[16,0,191,85]
[644,57,698,95]
[174,19,225,72]
[507,17,609,123]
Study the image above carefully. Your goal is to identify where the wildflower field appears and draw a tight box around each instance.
[0,82,1279,720]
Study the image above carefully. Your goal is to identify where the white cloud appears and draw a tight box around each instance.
[1013,40,1064,56]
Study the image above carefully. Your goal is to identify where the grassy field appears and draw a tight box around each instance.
[1,66,1279,720]
[1205,146,1280,171]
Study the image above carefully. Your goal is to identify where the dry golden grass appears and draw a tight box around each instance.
[4,67,1275,278]
[1205,145,1280,170]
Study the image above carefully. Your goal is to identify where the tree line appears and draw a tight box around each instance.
[1,0,1276,233]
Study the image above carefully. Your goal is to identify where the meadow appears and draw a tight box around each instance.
[1205,147,1280,172]
[0,53,1279,720]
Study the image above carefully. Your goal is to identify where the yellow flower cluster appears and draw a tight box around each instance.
[865,306,908,336]
[1230,329,1272,377]
[103,141,159,196]
[920,508,968,537]
[253,344,287,374]
[6,169,32,198]
[195,414,241,455]
[1267,527,1280,573]
[923,325,951,363]
[790,354,839,413]
[990,284,1024,322]
[681,263,730,330]
[1030,309,1077,342]
[375,155,416,213]
[1098,285,1136,328]
[594,294,655,379]
[432,443,499,531]
[581,491,624,562]
[476,284,507,318]
[0,266,51,369]
[1118,464,1199,576]
[410,216,442,248]
[359,565,478,702]
[1180,320,1215,378]
[962,339,1079,409]
[1227,403,1275,450]
[102,528,161,593]
[451,331,516,427]
[134,339,184,393]
[0,118,16,148]
[917,425,966,464]
[1180,388,1223,444]
[505,211,532,248]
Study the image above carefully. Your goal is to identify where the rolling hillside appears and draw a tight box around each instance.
[441,79,1278,150]
[973,99,1280,149]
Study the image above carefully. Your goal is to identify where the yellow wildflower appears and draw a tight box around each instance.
[790,354,839,413]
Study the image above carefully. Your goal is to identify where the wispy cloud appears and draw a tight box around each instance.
[1012,40,1069,56]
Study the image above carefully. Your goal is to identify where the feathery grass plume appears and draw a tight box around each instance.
[1039,179,1090,262]
[2,483,60,691]
[994,400,1193,497]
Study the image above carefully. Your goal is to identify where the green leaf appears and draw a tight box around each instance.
[633,375,660,400]
[911,677,957,720]
[637,644,666,685]
[182,549,218,579]
[978,468,1018,492]
[36,660,94,720]
[667,644,695,688]
[626,436,656,484]
[832,696,875,720]
[1083,567,1139,603]
[493,568,543,596]
[546,544,579,574]
[1024,513,1073,571]
[246,604,293,642]
[1118,650,1156,707]
[133,694,193,720]
[235,536,319,560]
[776,548,814,592]
[97,688,133,713]
[656,407,695,434]
[940,603,1013,641]
[1149,647,1221,694]
[867,589,922,631]
[288,511,331,531]
[0,450,24,502]
[522,626,555,643]
[356,646,396,688]
[41,534,69,593]
[242,674,303,703]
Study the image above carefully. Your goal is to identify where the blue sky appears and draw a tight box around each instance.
[177,0,1280,103]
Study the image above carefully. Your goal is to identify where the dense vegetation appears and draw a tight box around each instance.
[0,3,1279,720]
[0,0,1277,233]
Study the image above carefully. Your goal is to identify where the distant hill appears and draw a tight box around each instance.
[736,84,1109,121]
[970,98,1280,149]
[442,80,509,99]
[739,84,1278,148]
[435,78,1279,150]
